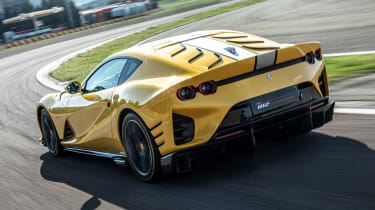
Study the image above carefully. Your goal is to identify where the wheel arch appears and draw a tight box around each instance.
[117,108,161,152]
[118,108,137,142]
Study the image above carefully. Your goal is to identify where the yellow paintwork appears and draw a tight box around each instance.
[36,30,329,157]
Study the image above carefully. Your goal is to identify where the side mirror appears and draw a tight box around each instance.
[65,81,82,94]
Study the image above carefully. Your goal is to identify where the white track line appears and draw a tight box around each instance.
[335,108,375,115]
[324,50,375,57]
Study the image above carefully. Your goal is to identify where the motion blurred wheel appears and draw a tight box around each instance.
[40,109,62,156]
[122,113,161,182]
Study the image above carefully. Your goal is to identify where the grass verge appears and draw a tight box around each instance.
[50,0,264,82]
[325,54,375,83]
[153,0,231,16]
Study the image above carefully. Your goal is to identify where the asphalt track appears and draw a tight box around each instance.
[0,0,375,209]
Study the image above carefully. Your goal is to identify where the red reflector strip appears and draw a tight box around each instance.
[215,130,245,141]
[311,102,325,110]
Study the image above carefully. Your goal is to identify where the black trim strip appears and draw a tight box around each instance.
[242,45,280,50]
[253,56,258,72]
[208,53,222,69]
[150,121,162,131]
[171,44,186,57]
[216,57,305,87]
[188,48,203,63]
[273,50,278,65]
[213,35,248,39]
[228,40,264,44]
[154,132,163,139]
[158,142,165,147]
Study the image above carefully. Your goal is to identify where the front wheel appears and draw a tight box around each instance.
[40,109,63,156]
[121,113,161,182]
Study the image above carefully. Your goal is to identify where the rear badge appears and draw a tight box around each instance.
[267,73,273,80]
[224,47,238,56]
[256,101,270,110]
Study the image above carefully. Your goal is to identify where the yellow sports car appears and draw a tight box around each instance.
[37,30,334,181]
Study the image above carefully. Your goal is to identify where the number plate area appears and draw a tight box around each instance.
[250,86,300,116]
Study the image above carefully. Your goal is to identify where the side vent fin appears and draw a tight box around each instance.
[213,34,248,39]
[228,40,264,44]
[243,45,280,50]
[208,53,222,69]
[171,44,186,57]
[64,121,74,140]
[188,48,203,63]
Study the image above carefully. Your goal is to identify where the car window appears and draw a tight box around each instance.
[118,59,141,85]
[85,59,128,92]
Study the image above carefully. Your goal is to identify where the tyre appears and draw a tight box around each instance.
[121,113,161,182]
[40,109,63,156]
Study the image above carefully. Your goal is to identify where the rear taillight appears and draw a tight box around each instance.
[199,81,216,95]
[306,52,315,64]
[177,81,218,100]
[177,86,195,101]
[315,48,322,61]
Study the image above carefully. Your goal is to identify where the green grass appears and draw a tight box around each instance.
[325,54,375,83]
[50,0,264,82]
[153,0,231,16]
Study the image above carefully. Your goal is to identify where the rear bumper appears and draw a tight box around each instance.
[161,97,335,174]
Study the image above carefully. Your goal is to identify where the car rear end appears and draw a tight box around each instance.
[148,32,334,173]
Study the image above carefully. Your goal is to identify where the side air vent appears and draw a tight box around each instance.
[318,70,327,96]
[64,122,74,139]
[173,114,195,145]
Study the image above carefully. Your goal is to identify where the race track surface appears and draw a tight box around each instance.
[144,0,375,53]
[0,0,374,209]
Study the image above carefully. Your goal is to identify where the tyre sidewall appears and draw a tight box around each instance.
[40,109,62,156]
[122,113,161,182]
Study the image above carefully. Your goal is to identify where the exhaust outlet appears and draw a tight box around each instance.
[175,153,192,173]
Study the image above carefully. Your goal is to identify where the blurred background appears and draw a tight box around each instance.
[0,0,158,44]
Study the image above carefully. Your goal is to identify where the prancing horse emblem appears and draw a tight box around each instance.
[267,73,272,80]
[224,47,238,56]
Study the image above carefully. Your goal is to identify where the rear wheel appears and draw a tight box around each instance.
[121,113,161,182]
[40,109,62,156]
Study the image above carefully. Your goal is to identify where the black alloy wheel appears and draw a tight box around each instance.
[122,113,161,181]
[40,109,62,156]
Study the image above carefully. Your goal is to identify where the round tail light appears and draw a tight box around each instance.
[306,52,315,64]
[315,48,322,61]
[177,86,195,101]
[199,81,216,95]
